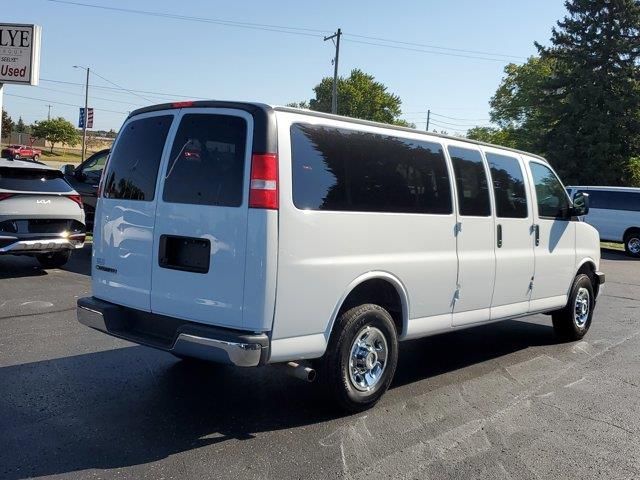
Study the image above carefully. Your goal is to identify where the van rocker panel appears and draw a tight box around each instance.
[77,296,269,366]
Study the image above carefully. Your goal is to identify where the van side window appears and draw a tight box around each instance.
[291,124,452,214]
[586,190,640,211]
[448,146,491,216]
[486,152,528,219]
[530,162,571,219]
[163,114,247,207]
[103,115,173,201]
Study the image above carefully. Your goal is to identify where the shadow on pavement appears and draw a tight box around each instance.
[601,249,637,261]
[0,243,91,279]
[0,318,556,479]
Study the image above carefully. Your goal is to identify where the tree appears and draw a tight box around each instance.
[2,110,14,139]
[487,56,557,153]
[535,0,640,184]
[32,117,81,153]
[15,116,27,134]
[292,69,413,127]
[466,126,520,149]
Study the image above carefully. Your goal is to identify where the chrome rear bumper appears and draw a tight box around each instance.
[77,297,269,367]
[0,236,85,253]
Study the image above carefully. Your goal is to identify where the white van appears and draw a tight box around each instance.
[566,186,640,257]
[78,102,604,411]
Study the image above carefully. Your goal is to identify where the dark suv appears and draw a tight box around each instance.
[63,149,109,230]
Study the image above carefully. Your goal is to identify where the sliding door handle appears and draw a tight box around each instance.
[497,224,502,248]
[534,224,540,246]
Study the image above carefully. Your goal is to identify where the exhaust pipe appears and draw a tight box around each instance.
[278,361,316,382]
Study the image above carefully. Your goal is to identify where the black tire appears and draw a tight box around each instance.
[319,304,398,413]
[36,250,71,269]
[552,273,594,341]
[623,229,640,258]
[33,154,40,162]
[14,154,20,160]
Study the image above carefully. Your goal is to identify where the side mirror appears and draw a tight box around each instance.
[572,192,590,216]
[63,164,76,176]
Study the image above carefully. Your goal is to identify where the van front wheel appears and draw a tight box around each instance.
[552,274,594,341]
[319,304,398,412]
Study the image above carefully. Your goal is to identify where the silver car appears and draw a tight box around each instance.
[0,158,86,268]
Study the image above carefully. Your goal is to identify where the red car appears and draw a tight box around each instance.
[1,144,42,161]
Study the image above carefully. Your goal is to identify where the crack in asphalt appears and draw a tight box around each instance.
[0,306,76,321]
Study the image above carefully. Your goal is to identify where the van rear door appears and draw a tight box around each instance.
[92,112,175,311]
[150,109,254,329]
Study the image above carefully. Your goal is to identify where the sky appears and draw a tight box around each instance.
[4,0,568,133]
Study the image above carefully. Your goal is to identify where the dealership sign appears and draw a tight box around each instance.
[0,23,41,85]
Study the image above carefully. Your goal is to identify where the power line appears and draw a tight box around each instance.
[5,93,129,115]
[48,0,525,64]
[47,0,328,38]
[344,33,523,60]
[405,111,491,122]
[40,78,206,101]
[88,69,154,103]
[35,85,146,107]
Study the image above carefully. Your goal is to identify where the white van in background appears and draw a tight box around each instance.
[566,186,640,257]
[78,101,604,411]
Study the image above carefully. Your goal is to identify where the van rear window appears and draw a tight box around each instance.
[163,114,247,207]
[103,115,173,201]
[0,168,72,193]
[291,124,452,214]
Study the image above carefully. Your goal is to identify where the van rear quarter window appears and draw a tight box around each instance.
[582,189,640,211]
[163,114,247,207]
[291,123,452,214]
[103,115,173,201]
[486,152,528,219]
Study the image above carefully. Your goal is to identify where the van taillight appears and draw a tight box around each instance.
[0,193,13,201]
[249,153,278,210]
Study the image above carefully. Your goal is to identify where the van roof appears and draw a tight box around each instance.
[128,100,548,163]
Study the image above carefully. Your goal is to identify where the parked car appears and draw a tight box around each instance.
[1,144,42,162]
[566,186,640,257]
[0,158,86,268]
[62,149,110,230]
[77,101,604,411]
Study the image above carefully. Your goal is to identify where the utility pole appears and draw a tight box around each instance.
[46,104,52,120]
[426,109,431,131]
[82,67,89,161]
[324,28,342,114]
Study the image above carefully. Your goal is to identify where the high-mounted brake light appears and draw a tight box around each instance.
[67,194,84,209]
[249,153,278,210]
[172,101,195,108]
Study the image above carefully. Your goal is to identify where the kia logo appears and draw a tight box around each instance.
[36,199,51,204]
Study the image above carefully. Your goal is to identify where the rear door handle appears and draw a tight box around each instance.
[534,224,540,246]
[497,224,502,248]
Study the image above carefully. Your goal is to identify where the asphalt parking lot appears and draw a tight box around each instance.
[1,246,639,480]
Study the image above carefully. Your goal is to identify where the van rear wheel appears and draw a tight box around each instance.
[552,273,594,341]
[624,229,640,258]
[319,304,398,412]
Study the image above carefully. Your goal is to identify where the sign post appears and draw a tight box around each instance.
[0,23,42,144]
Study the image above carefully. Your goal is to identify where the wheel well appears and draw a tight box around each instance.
[623,227,640,241]
[336,279,404,336]
[577,261,599,297]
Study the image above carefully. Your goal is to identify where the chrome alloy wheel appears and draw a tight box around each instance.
[574,287,590,328]
[348,326,388,392]
[628,237,640,255]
